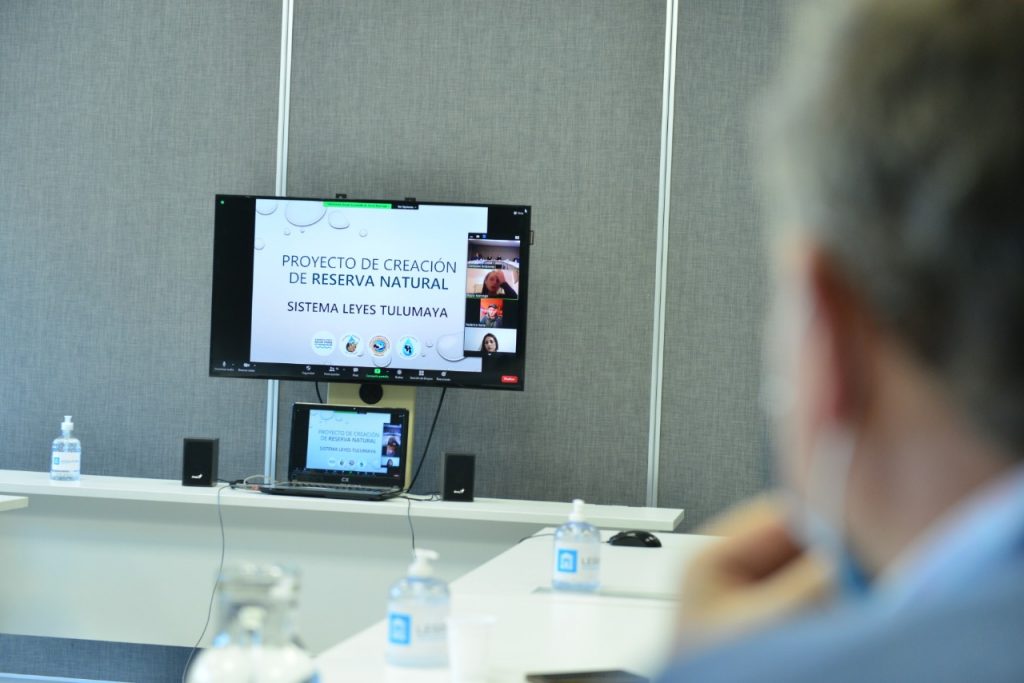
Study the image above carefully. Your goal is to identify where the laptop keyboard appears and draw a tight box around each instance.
[259,481,403,500]
[283,482,396,494]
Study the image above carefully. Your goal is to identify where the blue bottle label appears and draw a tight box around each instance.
[388,612,411,645]
[557,548,578,574]
[553,541,600,588]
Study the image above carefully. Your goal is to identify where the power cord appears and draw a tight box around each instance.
[399,388,447,557]
[399,493,442,555]
[406,386,447,492]
[181,484,230,682]
[517,531,556,545]
[406,495,415,553]
[233,474,272,490]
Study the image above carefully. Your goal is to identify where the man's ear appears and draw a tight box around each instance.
[804,247,875,425]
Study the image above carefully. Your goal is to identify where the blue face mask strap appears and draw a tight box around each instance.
[788,427,872,599]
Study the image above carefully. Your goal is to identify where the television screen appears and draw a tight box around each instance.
[210,195,531,390]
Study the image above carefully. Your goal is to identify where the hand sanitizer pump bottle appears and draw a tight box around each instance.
[185,563,318,683]
[552,498,602,592]
[386,549,450,667]
[50,415,81,481]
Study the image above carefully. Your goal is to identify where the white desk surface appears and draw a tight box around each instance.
[0,494,28,513]
[316,529,718,682]
[0,471,682,650]
[0,469,683,531]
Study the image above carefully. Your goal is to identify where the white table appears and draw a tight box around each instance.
[316,529,718,681]
[0,470,682,653]
[0,494,28,513]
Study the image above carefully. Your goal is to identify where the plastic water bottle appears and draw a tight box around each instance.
[185,563,319,683]
[552,498,602,592]
[50,415,81,481]
[386,549,450,667]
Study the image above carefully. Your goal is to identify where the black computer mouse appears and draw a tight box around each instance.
[608,529,662,548]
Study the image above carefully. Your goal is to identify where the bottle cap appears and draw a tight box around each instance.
[408,548,439,578]
[569,498,586,522]
[61,415,73,432]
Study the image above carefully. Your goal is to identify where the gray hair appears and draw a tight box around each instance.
[761,0,1024,452]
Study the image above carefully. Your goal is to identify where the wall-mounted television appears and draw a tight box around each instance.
[209,195,531,390]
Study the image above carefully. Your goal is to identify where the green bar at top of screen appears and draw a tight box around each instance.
[323,201,392,209]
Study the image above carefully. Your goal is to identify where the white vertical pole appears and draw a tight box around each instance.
[264,0,295,483]
[646,0,680,508]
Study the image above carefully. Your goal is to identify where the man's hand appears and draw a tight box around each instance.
[677,495,834,648]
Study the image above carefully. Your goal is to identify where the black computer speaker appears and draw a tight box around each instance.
[442,453,475,502]
[182,438,219,487]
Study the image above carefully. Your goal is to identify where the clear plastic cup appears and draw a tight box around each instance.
[446,614,497,683]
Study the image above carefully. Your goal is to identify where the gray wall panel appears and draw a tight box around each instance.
[283,0,666,505]
[1,2,283,676]
[658,0,789,529]
[0,0,280,480]
[0,0,801,675]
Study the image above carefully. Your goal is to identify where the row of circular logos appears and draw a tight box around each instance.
[311,332,422,359]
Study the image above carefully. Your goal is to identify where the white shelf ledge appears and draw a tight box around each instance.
[0,469,682,531]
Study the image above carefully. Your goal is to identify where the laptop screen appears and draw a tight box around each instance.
[288,402,409,487]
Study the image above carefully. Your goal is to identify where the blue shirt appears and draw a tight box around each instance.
[658,467,1024,683]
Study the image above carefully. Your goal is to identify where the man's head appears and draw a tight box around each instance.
[762,0,1024,567]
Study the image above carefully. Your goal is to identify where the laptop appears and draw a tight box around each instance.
[259,402,409,501]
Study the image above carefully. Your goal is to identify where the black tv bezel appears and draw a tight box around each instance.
[209,194,531,391]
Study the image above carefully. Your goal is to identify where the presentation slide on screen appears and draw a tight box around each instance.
[249,198,485,372]
[305,409,394,474]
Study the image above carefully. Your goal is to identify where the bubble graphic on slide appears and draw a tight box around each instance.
[311,331,335,357]
[359,228,369,237]
[436,334,465,362]
[256,200,278,215]
[285,202,326,228]
[283,227,291,236]
[328,211,350,229]
[373,353,392,368]
[254,239,265,251]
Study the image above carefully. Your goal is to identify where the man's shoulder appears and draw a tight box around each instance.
[661,561,1024,683]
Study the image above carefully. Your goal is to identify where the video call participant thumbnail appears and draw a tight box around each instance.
[464,327,516,354]
[480,300,503,327]
[467,239,521,266]
[465,267,518,298]
[481,333,498,353]
[463,297,519,329]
